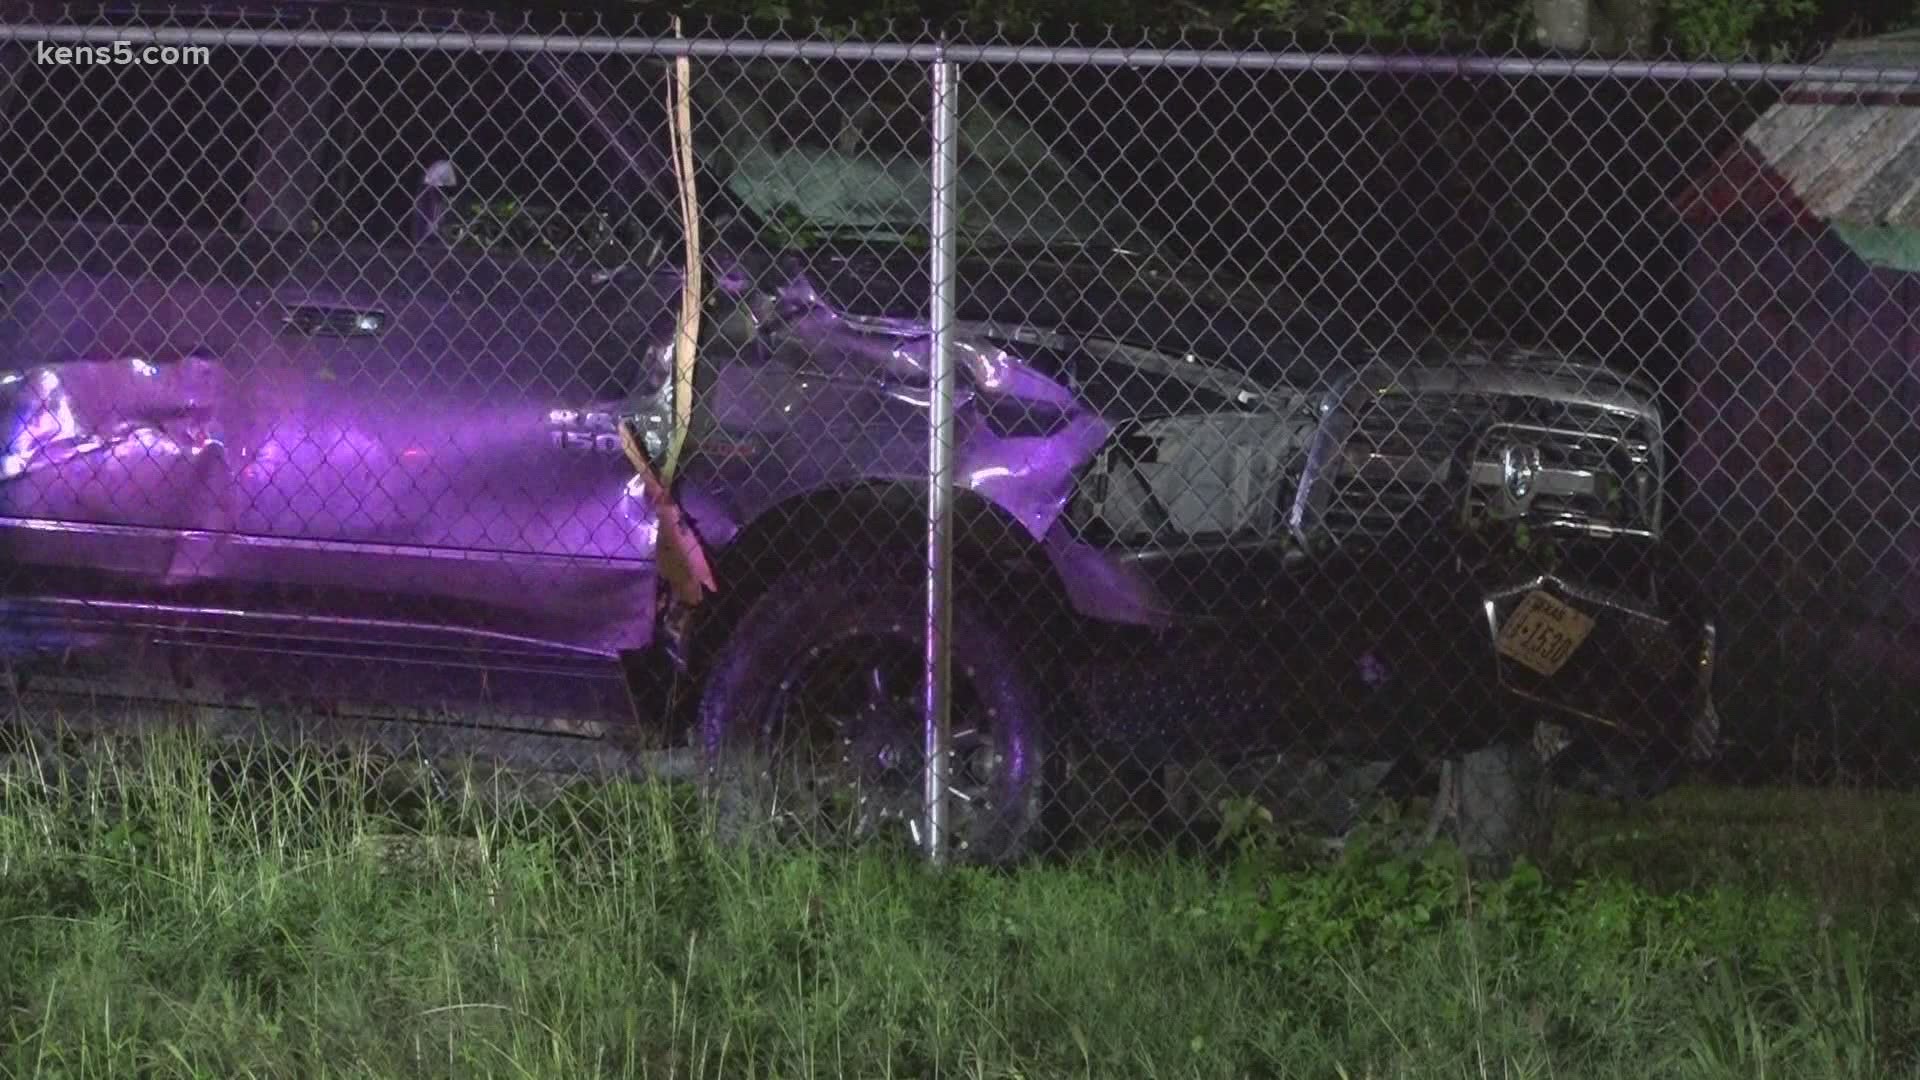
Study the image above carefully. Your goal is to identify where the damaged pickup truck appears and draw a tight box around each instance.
[0,8,1720,862]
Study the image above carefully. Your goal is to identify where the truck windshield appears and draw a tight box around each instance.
[569,54,1155,257]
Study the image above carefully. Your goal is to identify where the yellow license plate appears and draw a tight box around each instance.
[1495,590,1596,677]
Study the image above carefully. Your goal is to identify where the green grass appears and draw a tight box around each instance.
[2,728,1918,1079]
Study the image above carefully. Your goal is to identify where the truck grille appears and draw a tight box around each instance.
[1323,390,1660,540]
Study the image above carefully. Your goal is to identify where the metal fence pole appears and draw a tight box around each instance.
[923,46,960,865]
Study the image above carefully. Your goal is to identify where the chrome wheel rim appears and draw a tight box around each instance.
[760,631,1015,853]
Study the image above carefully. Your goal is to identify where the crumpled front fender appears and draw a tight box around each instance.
[671,277,1121,552]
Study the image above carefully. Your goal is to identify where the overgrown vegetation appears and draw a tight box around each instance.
[3,723,1918,1077]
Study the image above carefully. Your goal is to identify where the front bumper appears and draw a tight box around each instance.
[1483,573,1722,763]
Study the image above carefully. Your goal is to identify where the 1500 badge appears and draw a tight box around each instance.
[548,406,760,461]
[547,408,627,455]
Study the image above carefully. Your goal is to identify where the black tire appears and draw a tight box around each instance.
[696,564,1051,864]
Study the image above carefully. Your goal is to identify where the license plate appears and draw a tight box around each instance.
[1495,589,1596,677]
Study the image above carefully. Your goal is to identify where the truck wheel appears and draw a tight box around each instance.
[696,565,1050,864]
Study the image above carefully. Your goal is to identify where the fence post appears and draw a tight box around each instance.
[923,43,961,865]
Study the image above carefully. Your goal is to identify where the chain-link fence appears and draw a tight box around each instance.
[3,6,1918,866]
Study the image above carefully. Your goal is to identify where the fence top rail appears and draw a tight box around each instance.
[5,21,1920,85]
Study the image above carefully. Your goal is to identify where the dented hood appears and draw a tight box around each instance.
[757,240,1387,390]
